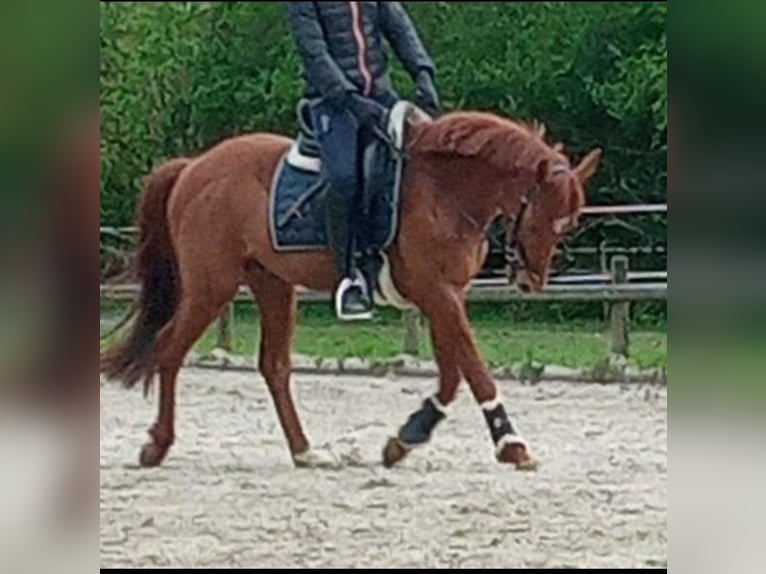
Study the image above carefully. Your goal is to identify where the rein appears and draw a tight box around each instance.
[371,124,411,165]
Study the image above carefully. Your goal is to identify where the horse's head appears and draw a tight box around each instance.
[407,111,602,293]
[505,148,602,292]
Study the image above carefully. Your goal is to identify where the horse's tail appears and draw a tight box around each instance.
[100,158,191,394]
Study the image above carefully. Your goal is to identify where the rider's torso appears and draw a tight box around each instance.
[308,2,391,98]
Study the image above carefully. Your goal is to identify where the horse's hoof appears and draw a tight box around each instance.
[139,441,168,468]
[514,456,539,471]
[496,441,538,471]
[293,446,342,470]
[382,437,409,468]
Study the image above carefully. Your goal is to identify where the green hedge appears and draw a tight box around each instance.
[100,2,666,265]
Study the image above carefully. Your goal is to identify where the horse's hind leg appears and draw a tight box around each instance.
[140,282,238,467]
[247,267,325,467]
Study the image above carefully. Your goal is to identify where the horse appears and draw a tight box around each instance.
[100,107,601,471]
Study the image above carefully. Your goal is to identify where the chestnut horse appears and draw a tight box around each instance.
[101,109,601,471]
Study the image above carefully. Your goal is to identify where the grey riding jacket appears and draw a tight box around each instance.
[287,2,435,102]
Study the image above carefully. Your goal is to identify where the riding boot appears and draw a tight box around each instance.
[325,185,373,320]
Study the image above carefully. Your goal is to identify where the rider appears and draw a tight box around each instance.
[287,2,440,320]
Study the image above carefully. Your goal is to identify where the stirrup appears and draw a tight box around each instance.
[335,277,373,321]
[352,268,371,299]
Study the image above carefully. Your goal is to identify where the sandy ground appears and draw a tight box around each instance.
[100,368,666,568]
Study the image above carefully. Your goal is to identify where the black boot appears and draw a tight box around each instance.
[325,186,373,321]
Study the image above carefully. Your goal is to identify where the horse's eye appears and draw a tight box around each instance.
[553,216,571,235]
[553,213,579,235]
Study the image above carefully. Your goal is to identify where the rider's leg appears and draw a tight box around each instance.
[354,90,401,295]
[311,100,372,320]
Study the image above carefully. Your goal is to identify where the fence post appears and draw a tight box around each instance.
[609,255,630,357]
[216,302,235,352]
[402,309,422,356]
[599,240,610,321]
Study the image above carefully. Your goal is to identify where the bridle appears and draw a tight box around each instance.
[504,162,571,284]
[503,183,535,284]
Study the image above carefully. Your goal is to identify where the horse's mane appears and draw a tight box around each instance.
[409,111,567,175]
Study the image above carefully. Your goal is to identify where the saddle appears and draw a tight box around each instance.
[269,100,426,307]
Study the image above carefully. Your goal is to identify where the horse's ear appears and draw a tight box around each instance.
[574,148,602,184]
[408,105,433,125]
[407,119,431,148]
[530,120,546,139]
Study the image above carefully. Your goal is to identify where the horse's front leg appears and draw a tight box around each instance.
[382,310,460,467]
[384,286,536,470]
[454,307,537,470]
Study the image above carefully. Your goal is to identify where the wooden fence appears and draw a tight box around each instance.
[100,204,667,359]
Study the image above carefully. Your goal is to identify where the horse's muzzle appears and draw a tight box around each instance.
[514,269,542,294]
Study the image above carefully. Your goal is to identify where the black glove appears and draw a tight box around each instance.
[415,70,441,115]
[344,93,387,129]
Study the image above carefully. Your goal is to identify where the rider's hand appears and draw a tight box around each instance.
[345,93,387,129]
[415,70,441,116]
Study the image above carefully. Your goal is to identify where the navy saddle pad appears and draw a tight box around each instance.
[268,101,413,253]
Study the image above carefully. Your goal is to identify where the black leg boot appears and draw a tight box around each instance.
[325,185,373,320]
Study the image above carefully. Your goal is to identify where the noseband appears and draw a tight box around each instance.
[504,162,570,284]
